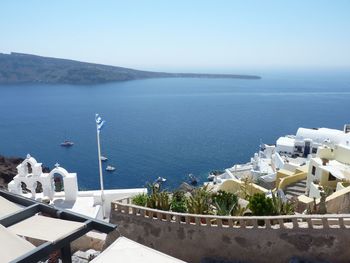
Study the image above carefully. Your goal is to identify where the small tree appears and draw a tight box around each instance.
[239,175,255,199]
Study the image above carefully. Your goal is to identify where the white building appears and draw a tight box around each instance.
[306,144,350,199]
[276,125,350,158]
[209,125,350,188]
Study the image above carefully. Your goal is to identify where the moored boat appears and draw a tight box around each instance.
[61,140,74,147]
[154,176,167,184]
[106,165,116,172]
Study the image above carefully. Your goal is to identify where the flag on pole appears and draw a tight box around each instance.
[95,114,105,131]
[95,113,106,218]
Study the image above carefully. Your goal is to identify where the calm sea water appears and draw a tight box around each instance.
[0,71,349,190]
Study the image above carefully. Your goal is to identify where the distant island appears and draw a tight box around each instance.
[0,52,261,85]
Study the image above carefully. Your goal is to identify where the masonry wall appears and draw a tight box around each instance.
[108,211,350,263]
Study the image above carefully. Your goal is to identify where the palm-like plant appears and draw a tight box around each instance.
[271,192,294,215]
[212,190,238,216]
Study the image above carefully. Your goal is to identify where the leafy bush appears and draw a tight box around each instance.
[212,190,238,216]
[170,191,187,213]
[132,193,148,206]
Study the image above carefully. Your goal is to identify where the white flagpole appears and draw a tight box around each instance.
[96,118,105,219]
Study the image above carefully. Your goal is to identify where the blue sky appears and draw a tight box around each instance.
[1,1,349,72]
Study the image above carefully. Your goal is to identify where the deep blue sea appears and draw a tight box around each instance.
[0,71,349,190]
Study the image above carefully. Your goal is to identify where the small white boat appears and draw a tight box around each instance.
[100,156,108,161]
[105,165,116,172]
[155,177,167,183]
[61,140,74,147]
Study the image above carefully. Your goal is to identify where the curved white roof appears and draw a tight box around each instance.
[49,166,70,178]
[296,127,350,145]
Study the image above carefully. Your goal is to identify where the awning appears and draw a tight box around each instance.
[8,214,85,242]
[91,237,186,263]
[0,189,116,263]
[0,195,22,218]
[0,224,35,263]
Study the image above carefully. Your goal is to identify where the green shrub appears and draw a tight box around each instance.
[170,191,187,213]
[131,193,148,206]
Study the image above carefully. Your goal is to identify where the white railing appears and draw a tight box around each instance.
[111,198,350,230]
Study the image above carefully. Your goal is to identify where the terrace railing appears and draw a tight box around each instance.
[111,198,350,230]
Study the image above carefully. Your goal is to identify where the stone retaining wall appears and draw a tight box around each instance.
[107,198,350,263]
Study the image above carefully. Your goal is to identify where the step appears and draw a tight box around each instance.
[284,187,306,192]
[285,192,305,197]
[285,188,305,193]
[291,182,306,187]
